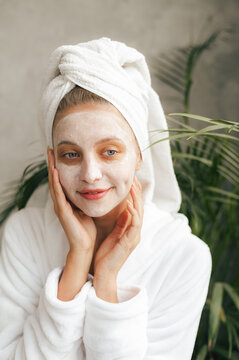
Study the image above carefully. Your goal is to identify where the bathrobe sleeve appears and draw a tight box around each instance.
[0,210,92,360]
[83,236,212,360]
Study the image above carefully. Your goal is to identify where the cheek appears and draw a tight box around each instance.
[107,154,137,191]
[56,162,78,192]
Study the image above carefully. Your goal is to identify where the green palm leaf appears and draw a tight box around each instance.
[0,160,48,226]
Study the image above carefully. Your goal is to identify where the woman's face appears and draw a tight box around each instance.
[52,102,141,217]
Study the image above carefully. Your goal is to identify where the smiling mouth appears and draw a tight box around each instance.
[78,188,111,200]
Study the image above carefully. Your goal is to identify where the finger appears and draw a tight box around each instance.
[47,148,53,184]
[127,187,144,232]
[122,204,140,249]
[108,210,130,241]
[133,178,144,214]
[116,210,130,234]
[49,146,55,167]
[48,148,67,211]
[47,148,57,205]
[126,200,136,216]
[130,183,143,220]
[135,176,142,190]
[134,177,143,198]
[126,199,140,228]
[127,189,134,204]
[52,167,68,213]
[48,149,58,205]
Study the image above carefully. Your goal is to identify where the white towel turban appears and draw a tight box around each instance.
[38,37,182,214]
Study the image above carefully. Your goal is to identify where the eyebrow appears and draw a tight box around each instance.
[57,137,124,147]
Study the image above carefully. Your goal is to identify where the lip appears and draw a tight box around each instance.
[79,188,110,194]
[78,188,111,200]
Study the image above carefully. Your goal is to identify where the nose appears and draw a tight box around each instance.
[80,155,102,184]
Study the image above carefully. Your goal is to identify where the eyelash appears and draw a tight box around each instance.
[63,150,118,159]
[64,152,78,159]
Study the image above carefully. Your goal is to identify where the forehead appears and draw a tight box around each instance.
[53,103,136,142]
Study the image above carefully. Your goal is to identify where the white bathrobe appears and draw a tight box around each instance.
[0,194,212,360]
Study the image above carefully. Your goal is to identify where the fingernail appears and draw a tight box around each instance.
[127,200,133,207]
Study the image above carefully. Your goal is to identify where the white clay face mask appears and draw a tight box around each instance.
[52,106,140,217]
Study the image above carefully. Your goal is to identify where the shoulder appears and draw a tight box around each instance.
[151,233,212,303]
[178,233,212,273]
[151,211,212,281]
[142,204,212,276]
[160,211,212,275]
[164,233,212,290]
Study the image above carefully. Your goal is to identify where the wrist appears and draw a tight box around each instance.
[93,275,118,303]
[57,251,92,301]
[69,245,93,256]
[94,272,117,283]
[65,250,92,278]
[68,246,92,262]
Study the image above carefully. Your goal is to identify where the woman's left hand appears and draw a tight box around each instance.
[93,176,144,281]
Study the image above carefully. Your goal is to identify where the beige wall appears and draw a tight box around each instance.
[0,0,238,205]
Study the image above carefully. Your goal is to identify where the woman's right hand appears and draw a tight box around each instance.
[47,147,97,254]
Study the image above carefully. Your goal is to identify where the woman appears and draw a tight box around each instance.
[0,37,212,359]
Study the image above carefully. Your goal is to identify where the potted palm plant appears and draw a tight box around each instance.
[150,27,239,360]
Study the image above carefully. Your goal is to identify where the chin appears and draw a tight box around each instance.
[67,197,112,217]
[80,207,111,218]
[73,197,124,218]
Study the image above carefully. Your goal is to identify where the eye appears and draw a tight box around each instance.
[63,152,79,159]
[103,150,117,156]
